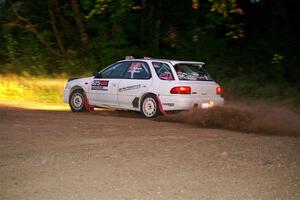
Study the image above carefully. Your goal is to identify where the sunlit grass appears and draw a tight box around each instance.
[0,75,67,103]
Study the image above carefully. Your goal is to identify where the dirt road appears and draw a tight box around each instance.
[0,106,299,200]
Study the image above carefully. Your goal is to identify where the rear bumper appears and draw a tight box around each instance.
[159,95,224,111]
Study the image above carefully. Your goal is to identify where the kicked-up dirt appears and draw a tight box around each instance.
[160,101,300,137]
[0,106,300,200]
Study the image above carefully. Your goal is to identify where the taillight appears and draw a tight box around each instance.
[170,86,191,94]
[216,86,222,95]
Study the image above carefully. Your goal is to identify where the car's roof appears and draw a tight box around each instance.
[118,58,205,66]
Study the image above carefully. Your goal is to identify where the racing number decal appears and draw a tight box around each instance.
[91,80,109,91]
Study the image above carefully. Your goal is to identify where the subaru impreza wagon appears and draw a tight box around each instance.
[63,57,224,118]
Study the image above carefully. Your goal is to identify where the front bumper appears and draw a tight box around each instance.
[62,89,70,103]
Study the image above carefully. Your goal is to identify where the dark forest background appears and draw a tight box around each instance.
[0,0,299,101]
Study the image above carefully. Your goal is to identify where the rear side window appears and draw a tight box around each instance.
[152,62,174,80]
[174,64,213,81]
[123,62,151,79]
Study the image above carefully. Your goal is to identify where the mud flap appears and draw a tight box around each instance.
[84,95,94,112]
[156,96,168,116]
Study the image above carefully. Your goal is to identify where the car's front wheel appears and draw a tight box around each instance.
[69,89,87,112]
[141,94,161,118]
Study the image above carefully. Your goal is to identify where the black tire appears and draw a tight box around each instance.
[141,94,161,118]
[69,89,87,112]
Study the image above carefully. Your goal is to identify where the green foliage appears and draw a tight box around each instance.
[3,33,18,64]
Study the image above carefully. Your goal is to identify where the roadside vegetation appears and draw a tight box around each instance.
[0,75,65,103]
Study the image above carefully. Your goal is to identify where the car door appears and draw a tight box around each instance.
[117,61,153,109]
[89,62,130,107]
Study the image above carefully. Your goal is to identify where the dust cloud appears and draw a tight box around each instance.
[160,102,300,137]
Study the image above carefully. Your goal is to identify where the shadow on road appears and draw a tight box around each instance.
[90,109,143,119]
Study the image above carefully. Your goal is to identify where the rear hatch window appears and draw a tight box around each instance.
[174,64,213,81]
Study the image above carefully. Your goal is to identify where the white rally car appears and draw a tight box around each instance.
[63,57,224,118]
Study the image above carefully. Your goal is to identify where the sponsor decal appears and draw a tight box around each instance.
[159,72,174,80]
[99,80,109,86]
[119,84,141,92]
[91,80,109,90]
[163,103,175,107]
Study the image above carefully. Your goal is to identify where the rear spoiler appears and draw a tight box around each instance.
[169,61,205,67]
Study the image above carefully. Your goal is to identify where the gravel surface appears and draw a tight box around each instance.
[0,107,299,200]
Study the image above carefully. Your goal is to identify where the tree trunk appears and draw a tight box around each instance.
[70,0,88,48]
[53,0,77,42]
[140,0,147,45]
[48,6,65,53]
[153,0,162,54]
[10,3,61,57]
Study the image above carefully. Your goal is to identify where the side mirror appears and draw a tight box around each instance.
[92,70,99,77]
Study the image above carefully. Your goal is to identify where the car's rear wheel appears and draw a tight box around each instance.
[69,89,87,112]
[141,94,161,118]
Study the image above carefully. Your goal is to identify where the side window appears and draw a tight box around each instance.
[123,62,151,79]
[152,62,174,80]
[100,62,129,79]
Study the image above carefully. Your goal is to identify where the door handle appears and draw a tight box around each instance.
[112,83,117,87]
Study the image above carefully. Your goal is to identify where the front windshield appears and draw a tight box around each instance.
[174,64,213,81]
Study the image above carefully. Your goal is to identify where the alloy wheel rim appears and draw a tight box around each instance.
[71,93,84,109]
[143,97,157,117]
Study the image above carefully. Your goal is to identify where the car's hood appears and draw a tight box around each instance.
[68,77,93,83]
